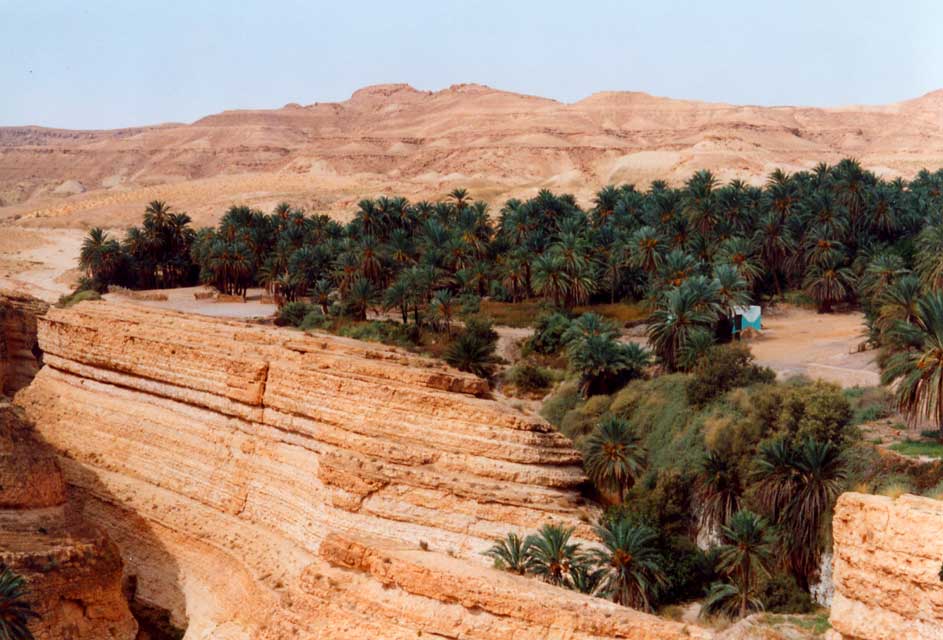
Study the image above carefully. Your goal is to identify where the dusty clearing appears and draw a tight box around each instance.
[0,227,84,302]
[748,305,878,388]
[105,286,277,319]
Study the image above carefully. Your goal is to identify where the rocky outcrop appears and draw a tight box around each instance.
[15,300,708,639]
[0,400,137,639]
[0,290,47,395]
[829,492,943,640]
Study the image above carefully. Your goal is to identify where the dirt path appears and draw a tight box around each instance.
[0,227,84,301]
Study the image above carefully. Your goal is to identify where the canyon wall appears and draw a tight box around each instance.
[830,492,943,640]
[0,290,47,396]
[15,300,709,639]
[0,400,137,639]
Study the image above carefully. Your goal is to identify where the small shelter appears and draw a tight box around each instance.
[732,305,762,338]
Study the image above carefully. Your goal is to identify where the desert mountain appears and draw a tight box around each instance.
[2,83,943,227]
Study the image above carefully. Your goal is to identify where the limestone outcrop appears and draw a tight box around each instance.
[0,290,47,396]
[0,400,137,639]
[829,492,943,640]
[15,300,709,639]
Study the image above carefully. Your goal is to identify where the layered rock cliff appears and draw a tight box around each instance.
[830,492,943,640]
[0,290,47,396]
[0,400,137,639]
[15,301,709,639]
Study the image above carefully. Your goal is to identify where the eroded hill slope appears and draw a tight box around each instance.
[3,84,943,227]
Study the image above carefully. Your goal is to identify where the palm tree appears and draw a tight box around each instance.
[533,252,571,308]
[752,438,846,588]
[383,278,412,324]
[310,279,334,316]
[568,561,606,596]
[345,277,376,321]
[568,334,649,397]
[79,227,122,284]
[583,416,646,502]
[716,237,763,285]
[882,291,943,438]
[484,533,533,575]
[525,524,581,587]
[803,257,855,313]
[444,330,498,378]
[429,289,455,336]
[694,451,742,537]
[0,564,38,640]
[712,510,776,618]
[647,285,716,371]
[143,199,173,230]
[713,265,751,317]
[448,188,471,210]
[629,226,665,274]
[589,519,666,611]
[916,223,943,289]
[754,211,795,296]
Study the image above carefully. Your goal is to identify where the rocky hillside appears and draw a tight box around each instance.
[2,84,943,227]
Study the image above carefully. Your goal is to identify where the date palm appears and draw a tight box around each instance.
[484,533,533,575]
[803,257,855,313]
[0,564,38,640]
[589,519,666,611]
[694,450,742,536]
[583,416,645,502]
[533,251,571,308]
[712,510,776,618]
[525,525,581,587]
[882,291,943,438]
[753,438,846,588]
[648,284,716,371]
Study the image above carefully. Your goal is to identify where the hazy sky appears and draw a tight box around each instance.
[3,0,942,129]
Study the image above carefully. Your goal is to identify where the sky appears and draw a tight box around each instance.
[2,0,942,129]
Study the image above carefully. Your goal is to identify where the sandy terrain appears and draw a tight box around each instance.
[748,305,878,387]
[2,83,943,230]
[0,227,83,302]
[104,286,278,319]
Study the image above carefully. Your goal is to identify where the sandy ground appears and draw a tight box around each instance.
[748,305,879,388]
[105,286,277,319]
[0,227,84,301]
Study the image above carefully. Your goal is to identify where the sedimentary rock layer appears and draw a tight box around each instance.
[830,492,943,640]
[0,290,47,396]
[0,400,137,640]
[16,300,707,638]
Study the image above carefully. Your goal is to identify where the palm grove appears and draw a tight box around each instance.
[76,160,943,619]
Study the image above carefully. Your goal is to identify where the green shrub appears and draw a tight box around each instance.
[559,394,612,444]
[444,319,499,378]
[844,386,894,425]
[875,473,914,498]
[528,312,572,355]
[57,288,102,307]
[503,362,561,394]
[760,572,815,614]
[750,380,854,448]
[540,380,581,426]
[687,344,775,407]
[277,301,315,327]
[338,320,411,346]
[299,310,329,331]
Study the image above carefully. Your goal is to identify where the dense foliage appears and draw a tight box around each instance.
[0,564,38,640]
